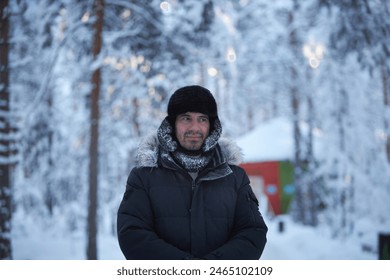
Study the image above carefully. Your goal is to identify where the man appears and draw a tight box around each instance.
[117,85,268,260]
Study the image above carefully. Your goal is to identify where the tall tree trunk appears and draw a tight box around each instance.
[288,10,305,224]
[87,0,104,260]
[306,86,318,226]
[0,0,12,260]
[382,63,390,163]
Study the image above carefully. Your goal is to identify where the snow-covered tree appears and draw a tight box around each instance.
[4,0,390,258]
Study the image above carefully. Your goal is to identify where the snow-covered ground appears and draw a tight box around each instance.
[11,215,376,260]
[261,216,376,260]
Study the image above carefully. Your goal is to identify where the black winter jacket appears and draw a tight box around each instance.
[117,135,268,260]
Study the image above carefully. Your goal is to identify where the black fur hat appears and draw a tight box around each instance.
[167,85,218,125]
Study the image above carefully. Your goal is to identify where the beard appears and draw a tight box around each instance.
[181,132,205,151]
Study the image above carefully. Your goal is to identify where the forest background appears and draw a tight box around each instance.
[1,0,390,260]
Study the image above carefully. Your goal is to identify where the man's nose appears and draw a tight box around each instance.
[189,120,201,131]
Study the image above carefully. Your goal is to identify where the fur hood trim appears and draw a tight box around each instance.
[135,134,243,168]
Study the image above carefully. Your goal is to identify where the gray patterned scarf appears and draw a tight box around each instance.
[157,117,222,172]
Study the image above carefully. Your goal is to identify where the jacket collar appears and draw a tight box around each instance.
[135,133,243,168]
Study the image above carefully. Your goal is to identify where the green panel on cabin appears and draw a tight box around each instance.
[279,161,295,214]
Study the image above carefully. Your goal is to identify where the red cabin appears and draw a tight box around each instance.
[236,118,299,216]
[240,161,294,216]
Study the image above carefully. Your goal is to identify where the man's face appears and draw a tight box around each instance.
[175,112,210,151]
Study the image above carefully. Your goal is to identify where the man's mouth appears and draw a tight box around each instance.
[185,133,203,139]
[186,135,202,141]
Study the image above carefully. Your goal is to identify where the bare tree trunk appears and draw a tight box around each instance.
[0,0,12,260]
[306,88,318,226]
[288,10,305,224]
[382,64,390,163]
[87,0,104,260]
